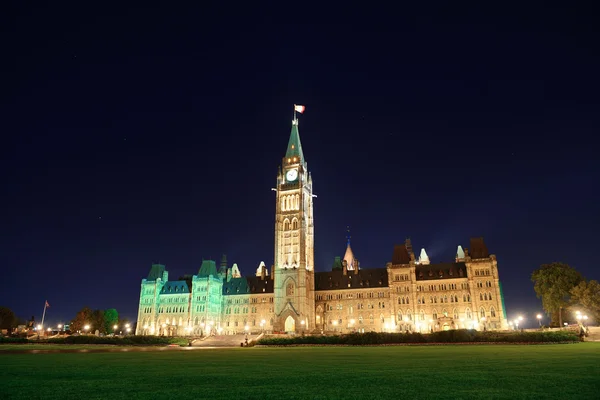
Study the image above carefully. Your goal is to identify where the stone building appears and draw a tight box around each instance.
[135,116,508,335]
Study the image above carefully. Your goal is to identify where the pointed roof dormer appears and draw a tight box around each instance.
[255,261,269,277]
[456,245,465,261]
[418,248,430,265]
[343,227,356,270]
[231,263,241,278]
[285,118,304,162]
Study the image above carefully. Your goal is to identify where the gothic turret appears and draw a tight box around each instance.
[219,254,227,278]
[456,245,465,261]
[343,227,357,270]
[255,261,269,277]
[418,248,430,265]
[230,263,241,278]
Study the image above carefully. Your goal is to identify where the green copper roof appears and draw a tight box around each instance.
[285,120,304,161]
[198,260,218,277]
[147,264,166,280]
[331,256,343,271]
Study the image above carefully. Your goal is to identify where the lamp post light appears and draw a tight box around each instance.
[84,324,90,334]
[536,314,542,328]
[113,324,118,335]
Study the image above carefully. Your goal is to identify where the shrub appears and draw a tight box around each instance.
[0,336,29,344]
[256,330,580,346]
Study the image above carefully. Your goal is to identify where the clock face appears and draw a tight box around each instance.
[286,169,298,181]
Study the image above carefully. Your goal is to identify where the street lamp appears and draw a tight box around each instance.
[536,314,542,327]
[84,324,90,334]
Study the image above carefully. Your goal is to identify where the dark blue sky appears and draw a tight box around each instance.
[2,4,599,327]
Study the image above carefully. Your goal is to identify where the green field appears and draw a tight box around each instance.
[3,343,600,399]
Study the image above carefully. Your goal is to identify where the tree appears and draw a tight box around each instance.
[70,307,93,333]
[570,280,600,322]
[91,309,105,334]
[531,263,583,326]
[104,309,119,334]
[0,306,17,331]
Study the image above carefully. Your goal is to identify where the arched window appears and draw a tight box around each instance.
[398,311,403,321]
[420,310,425,321]
[407,310,412,321]
[480,307,485,318]
[281,197,286,211]
[490,307,496,317]
[488,292,493,300]
[283,219,290,231]
[406,297,409,304]
[466,308,472,319]
[286,282,294,296]
[453,308,459,320]
[292,218,299,230]
[432,309,438,319]
[295,194,300,210]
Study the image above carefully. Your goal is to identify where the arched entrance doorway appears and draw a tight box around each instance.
[443,323,450,331]
[285,316,296,332]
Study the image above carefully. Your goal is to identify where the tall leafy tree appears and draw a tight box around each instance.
[570,280,600,322]
[70,307,93,332]
[91,309,105,334]
[0,306,17,330]
[104,309,119,333]
[531,263,583,326]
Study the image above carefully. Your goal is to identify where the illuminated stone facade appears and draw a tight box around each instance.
[135,118,508,335]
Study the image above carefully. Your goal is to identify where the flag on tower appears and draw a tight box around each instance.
[294,104,305,114]
[45,300,50,308]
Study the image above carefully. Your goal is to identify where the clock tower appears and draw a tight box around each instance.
[273,116,315,333]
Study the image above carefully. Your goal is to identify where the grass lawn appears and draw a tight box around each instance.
[2,343,600,399]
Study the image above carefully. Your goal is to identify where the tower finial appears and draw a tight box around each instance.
[346,226,351,246]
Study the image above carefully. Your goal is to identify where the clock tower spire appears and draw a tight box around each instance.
[273,108,315,333]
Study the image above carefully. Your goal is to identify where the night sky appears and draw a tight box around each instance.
[3,4,599,328]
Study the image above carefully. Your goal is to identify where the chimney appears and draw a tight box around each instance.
[261,264,266,280]
[355,259,359,274]
[342,260,348,275]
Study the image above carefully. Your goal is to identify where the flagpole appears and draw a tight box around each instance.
[41,301,47,331]
[293,104,297,122]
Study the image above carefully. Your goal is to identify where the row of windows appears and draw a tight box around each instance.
[393,274,410,281]
[396,286,410,293]
[396,306,497,321]
[281,195,301,212]
[475,269,491,276]
[316,292,387,301]
[415,294,469,304]
[476,281,494,288]
[225,318,274,327]
[417,283,467,292]
[226,297,274,305]
[162,297,187,303]
[157,306,187,314]
[325,302,386,311]
[225,306,274,315]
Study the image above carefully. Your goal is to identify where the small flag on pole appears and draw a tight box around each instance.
[45,300,50,308]
[294,104,305,114]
